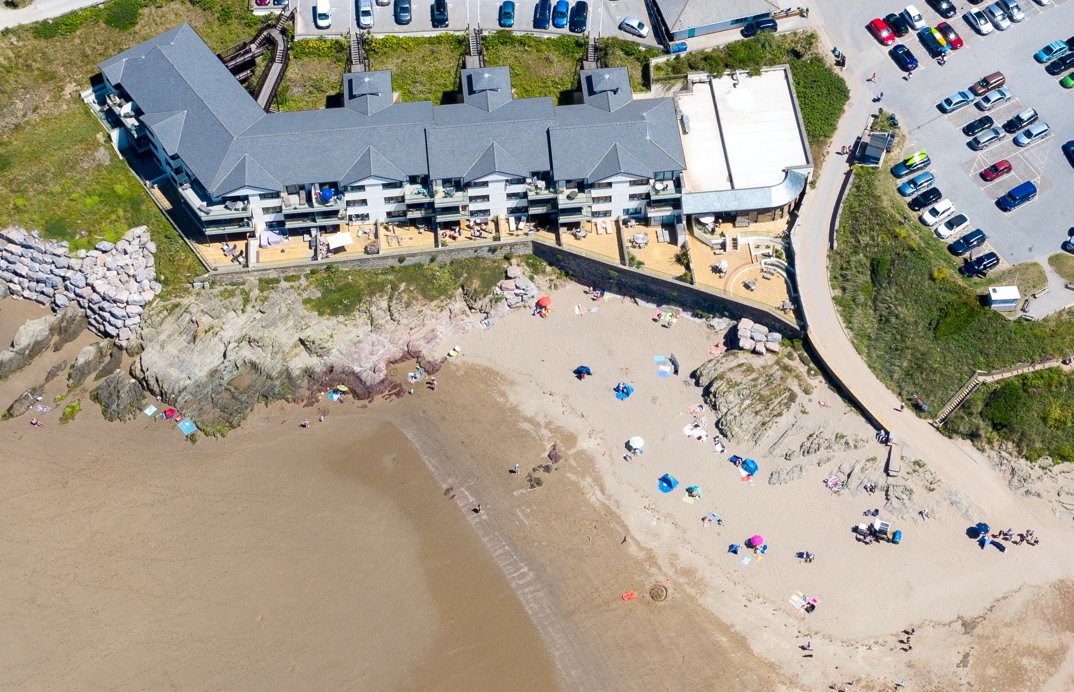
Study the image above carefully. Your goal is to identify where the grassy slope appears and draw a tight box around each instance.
[598,37,661,93]
[366,34,467,104]
[832,166,1074,460]
[482,33,584,102]
[277,38,348,112]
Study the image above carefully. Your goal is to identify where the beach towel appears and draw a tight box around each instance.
[653,355,666,363]
[479,319,493,330]
[622,591,637,601]
[741,555,751,566]
[709,344,726,357]
[177,419,198,436]
[143,405,158,417]
[657,366,672,377]
[682,496,696,504]
[688,404,705,415]
[34,405,51,414]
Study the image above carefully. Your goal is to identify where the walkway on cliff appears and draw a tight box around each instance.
[790,1,1051,521]
[0,0,103,29]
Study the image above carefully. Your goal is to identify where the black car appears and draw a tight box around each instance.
[1046,53,1074,76]
[1064,140,1074,168]
[432,0,449,26]
[908,188,943,212]
[568,0,588,32]
[963,115,994,137]
[891,44,918,71]
[927,0,957,18]
[1003,110,1038,134]
[884,13,911,37]
[741,18,777,37]
[960,251,1000,277]
[949,229,987,256]
[394,0,411,24]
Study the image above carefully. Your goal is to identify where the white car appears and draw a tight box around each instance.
[1013,122,1051,146]
[966,10,993,35]
[936,213,969,239]
[1000,0,1025,21]
[976,88,1013,111]
[984,3,1011,30]
[1033,0,1051,5]
[619,16,649,38]
[920,199,955,227]
[903,5,927,30]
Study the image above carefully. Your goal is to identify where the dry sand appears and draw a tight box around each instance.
[6,281,1074,690]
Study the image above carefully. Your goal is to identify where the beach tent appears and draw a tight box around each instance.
[729,455,744,465]
[741,458,759,475]
[627,436,645,451]
[536,296,552,308]
[615,383,634,401]
[658,474,680,493]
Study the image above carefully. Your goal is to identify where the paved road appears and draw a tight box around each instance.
[792,1,1057,522]
[0,0,104,29]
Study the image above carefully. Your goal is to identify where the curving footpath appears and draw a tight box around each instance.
[790,4,1051,522]
[0,0,104,29]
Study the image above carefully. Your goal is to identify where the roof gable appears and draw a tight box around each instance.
[140,110,187,155]
[588,143,651,182]
[212,154,284,196]
[464,142,529,182]
[342,146,407,185]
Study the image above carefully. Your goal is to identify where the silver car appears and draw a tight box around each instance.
[999,0,1025,21]
[1014,122,1051,146]
[985,3,1011,30]
[970,127,1006,150]
[939,91,976,113]
[619,16,649,38]
[966,10,993,35]
[976,87,1013,111]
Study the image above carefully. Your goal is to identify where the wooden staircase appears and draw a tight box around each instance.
[464,26,485,69]
[348,31,370,72]
[932,357,1062,427]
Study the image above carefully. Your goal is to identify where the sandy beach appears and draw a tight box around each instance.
[5,281,1074,690]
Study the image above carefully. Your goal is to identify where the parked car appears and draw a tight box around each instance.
[498,0,514,27]
[1063,141,1074,167]
[997,181,1037,211]
[939,90,976,113]
[1003,108,1038,133]
[741,18,778,37]
[892,150,931,177]
[1062,74,1074,88]
[534,0,551,28]
[960,252,1000,277]
[885,12,911,37]
[255,0,269,6]
[999,0,1025,21]
[921,27,950,57]
[1035,40,1069,63]
[920,199,955,227]
[552,0,568,28]
[357,0,374,28]
[970,71,1005,96]
[898,171,936,196]
[1014,122,1051,146]
[868,18,896,45]
[432,0,448,27]
[984,3,1010,30]
[891,44,919,71]
[313,0,333,29]
[903,4,927,30]
[962,115,994,137]
[937,213,970,239]
[908,187,943,211]
[568,1,588,32]
[376,0,389,7]
[928,0,958,17]
[1046,53,1074,76]
[949,229,987,255]
[619,16,648,37]
[937,22,964,49]
[394,0,411,23]
[981,159,1013,181]
[976,87,1012,110]
[970,127,1006,150]
[966,10,994,35]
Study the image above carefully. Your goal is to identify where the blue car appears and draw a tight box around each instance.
[533,0,550,28]
[897,171,935,197]
[891,44,918,71]
[1035,40,1069,63]
[741,17,777,37]
[498,0,514,27]
[552,0,568,28]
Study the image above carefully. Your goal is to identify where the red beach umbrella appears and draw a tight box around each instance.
[536,296,551,308]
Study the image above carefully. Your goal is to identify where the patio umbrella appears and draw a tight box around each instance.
[747,535,764,548]
[536,296,551,308]
[335,385,349,392]
[627,436,644,450]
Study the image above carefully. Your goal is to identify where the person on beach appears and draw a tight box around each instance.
[30,418,42,427]
[474,504,482,514]
[319,415,325,423]
[428,377,437,391]
[300,420,310,428]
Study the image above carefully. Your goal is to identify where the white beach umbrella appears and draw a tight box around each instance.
[628,436,645,450]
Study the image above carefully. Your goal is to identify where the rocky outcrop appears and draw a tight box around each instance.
[90,370,146,422]
[44,360,68,384]
[4,384,43,420]
[68,340,115,389]
[0,307,86,380]
[494,260,540,308]
[732,318,784,355]
[0,226,162,348]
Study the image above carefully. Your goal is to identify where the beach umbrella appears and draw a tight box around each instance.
[975,522,990,536]
[747,535,764,548]
[741,458,759,475]
[536,296,552,308]
[335,385,349,392]
[628,436,644,450]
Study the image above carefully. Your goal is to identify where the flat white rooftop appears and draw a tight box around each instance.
[678,68,809,196]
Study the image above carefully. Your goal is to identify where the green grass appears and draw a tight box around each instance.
[653,31,848,147]
[987,262,1047,297]
[366,34,467,103]
[483,33,585,102]
[0,0,268,287]
[1049,253,1074,282]
[60,399,81,424]
[831,166,1074,461]
[599,38,661,93]
[303,258,506,317]
[277,38,348,112]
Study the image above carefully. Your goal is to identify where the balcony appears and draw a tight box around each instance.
[557,190,592,207]
[177,184,252,220]
[559,206,592,223]
[202,219,254,236]
[527,184,555,199]
[436,208,470,222]
[407,206,434,219]
[405,184,432,203]
[433,187,468,206]
[651,182,682,199]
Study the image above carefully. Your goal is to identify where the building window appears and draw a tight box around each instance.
[593,210,612,218]
[467,181,489,189]
[383,182,403,190]
[470,195,490,204]
[506,178,526,186]
[387,210,406,218]
[262,206,282,214]
[471,209,491,217]
[385,196,404,204]
[593,196,612,204]
[347,185,366,192]
[506,192,524,200]
[628,193,648,201]
[629,179,649,187]
[347,199,368,207]
[591,182,612,189]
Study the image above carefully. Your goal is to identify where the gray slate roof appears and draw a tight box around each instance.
[681,168,811,214]
[654,0,774,33]
[99,26,687,196]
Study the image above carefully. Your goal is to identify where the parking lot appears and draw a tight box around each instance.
[817,0,1074,268]
[291,0,655,43]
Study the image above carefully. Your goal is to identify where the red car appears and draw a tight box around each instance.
[867,18,896,46]
[936,22,963,50]
[980,159,1013,181]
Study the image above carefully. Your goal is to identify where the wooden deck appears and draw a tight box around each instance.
[560,219,622,263]
[624,225,684,278]
[688,233,791,308]
[377,223,436,253]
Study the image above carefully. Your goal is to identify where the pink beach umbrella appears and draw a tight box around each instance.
[747,535,764,548]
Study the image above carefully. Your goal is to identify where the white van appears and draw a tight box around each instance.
[314,0,332,29]
[358,0,375,28]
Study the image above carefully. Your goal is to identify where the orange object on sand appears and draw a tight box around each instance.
[622,591,637,601]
